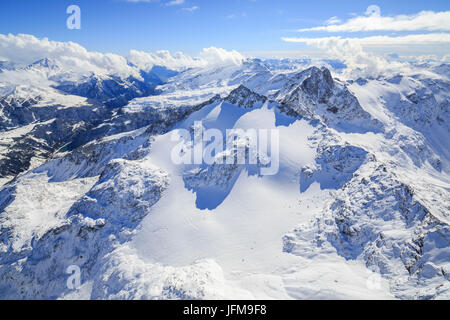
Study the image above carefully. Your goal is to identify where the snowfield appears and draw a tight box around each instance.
[0,54,448,300]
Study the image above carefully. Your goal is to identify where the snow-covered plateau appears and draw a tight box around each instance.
[0,53,449,300]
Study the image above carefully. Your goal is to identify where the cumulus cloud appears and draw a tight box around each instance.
[282,33,450,46]
[166,0,184,5]
[198,47,244,66]
[284,6,450,74]
[0,33,139,78]
[182,6,198,12]
[128,47,244,70]
[0,33,244,81]
[123,0,185,4]
[325,16,341,25]
[124,0,159,3]
[283,35,417,78]
[127,50,199,70]
[298,9,450,32]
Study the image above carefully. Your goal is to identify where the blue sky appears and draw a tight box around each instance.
[0,0,449,56]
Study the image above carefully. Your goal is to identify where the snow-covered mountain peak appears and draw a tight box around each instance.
[27,58,61,71]
[266,66,382,131]
[0,61,18,72]
[224,84,267,108]
[242,58,272,73]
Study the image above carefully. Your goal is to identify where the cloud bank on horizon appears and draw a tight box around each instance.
[298,8,450,32]
[281,5,450,76]
[282,5,450,48]
[0,33,244,78]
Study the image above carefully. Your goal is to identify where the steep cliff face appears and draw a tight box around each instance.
[270,67,383,132]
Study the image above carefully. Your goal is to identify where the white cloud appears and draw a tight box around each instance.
[298,9,450,32]
[0,33,139,78]
[226,12,247,20]
[124,0,159,2]
[282,33,450,46]
[282,35,431,78]
[198,47,244,66]
[128,47,244,70]
[0,33,244,80]
[166,0,184,6]
[281,33,450,77]
[182,6,198,12]
[325,16,341,25]
[127,49,198,70]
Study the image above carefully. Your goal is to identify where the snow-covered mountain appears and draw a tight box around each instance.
[0,55,448,300]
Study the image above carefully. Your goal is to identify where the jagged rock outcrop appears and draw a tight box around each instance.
[225,85,267,108]
[272,66,382,131]
[55,74,155,108]
[285,161,450,299]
